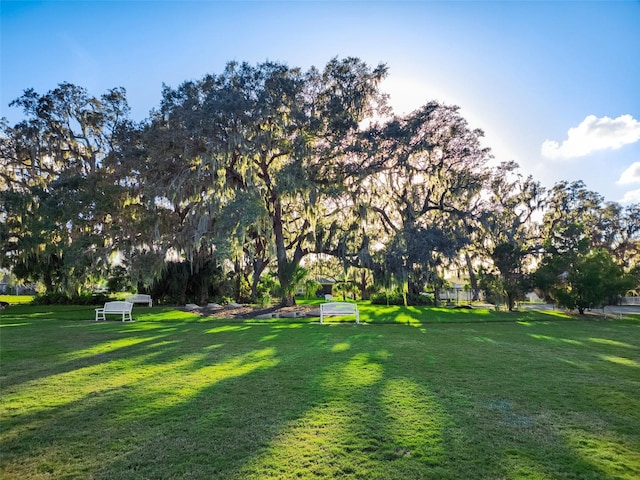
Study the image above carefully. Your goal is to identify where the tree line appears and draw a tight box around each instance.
[1,58,638,311]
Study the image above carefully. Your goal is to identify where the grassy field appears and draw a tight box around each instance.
[1,304,639,479]
[0,295,35,305]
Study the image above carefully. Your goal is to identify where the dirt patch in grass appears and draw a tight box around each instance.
[184,304,319,319]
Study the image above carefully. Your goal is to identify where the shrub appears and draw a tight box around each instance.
[149,260,230,305]
[31,292,111,306]
[303,279,322,299]
[257,275,277,294]
[107,265,132,293]
[259,293,271,307]
[208,296,233,306]
[370,290,434,306]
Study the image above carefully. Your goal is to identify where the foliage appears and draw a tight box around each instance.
[119,58,389,306]
[275,265,310,303]
[540,249,634,314]
[256,273,279,298]
[2,61,638,310]
[470,162,544,311]
[361,102,491,300]
[477,269,506,307]
[541,180,640,269]
[534,181,640,311]
[259,292,272,307]
[331,280,360,301]
[106,265,132,293]
[148,260,228,305]
[0,83,129,295]
[370,289,434,306]
[302,278,322,299]
[489,241,529,310]
[30,292,111,305]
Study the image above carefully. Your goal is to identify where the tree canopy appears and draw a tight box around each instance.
[1,58,638,310]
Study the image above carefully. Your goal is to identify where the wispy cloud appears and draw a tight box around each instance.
[617,162,640,185]
[541,114,640,159]
[620,188,640,204]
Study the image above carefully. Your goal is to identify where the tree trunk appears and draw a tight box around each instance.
[433,284,441,307]
[359,270,369,300]
[250,258,268,300]
[506,292,516,311]
[196,270,208,305]
[465,253,480,301]
[44,272,54,294]
[271,196,298,307]
[233,257,242,302]
[281,292,296,306]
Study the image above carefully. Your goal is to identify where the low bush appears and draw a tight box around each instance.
[370,290,434,306]
[31,292,111,306]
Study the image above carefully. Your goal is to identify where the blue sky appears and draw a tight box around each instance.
[2,1,639,204]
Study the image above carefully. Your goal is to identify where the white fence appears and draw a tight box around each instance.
[620,296,640,305]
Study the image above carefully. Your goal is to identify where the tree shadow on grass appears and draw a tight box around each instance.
[1,320,637,479]
[0,320,199,390]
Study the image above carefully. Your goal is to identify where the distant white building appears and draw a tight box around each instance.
[440,281,473,303]
[525,291,544,303]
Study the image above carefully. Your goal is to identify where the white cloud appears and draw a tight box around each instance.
[620,188,640,204]
[617,162,640,185]
[541,114,640,159]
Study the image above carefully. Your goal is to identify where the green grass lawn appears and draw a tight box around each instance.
[1,305,639,479]
[0,295,35,305]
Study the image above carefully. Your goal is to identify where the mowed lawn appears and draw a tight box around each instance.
[1,305,639,479]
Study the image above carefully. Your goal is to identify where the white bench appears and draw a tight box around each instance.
[125,294,153,307]
[95,301,134,322]
[320,302,360,324]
